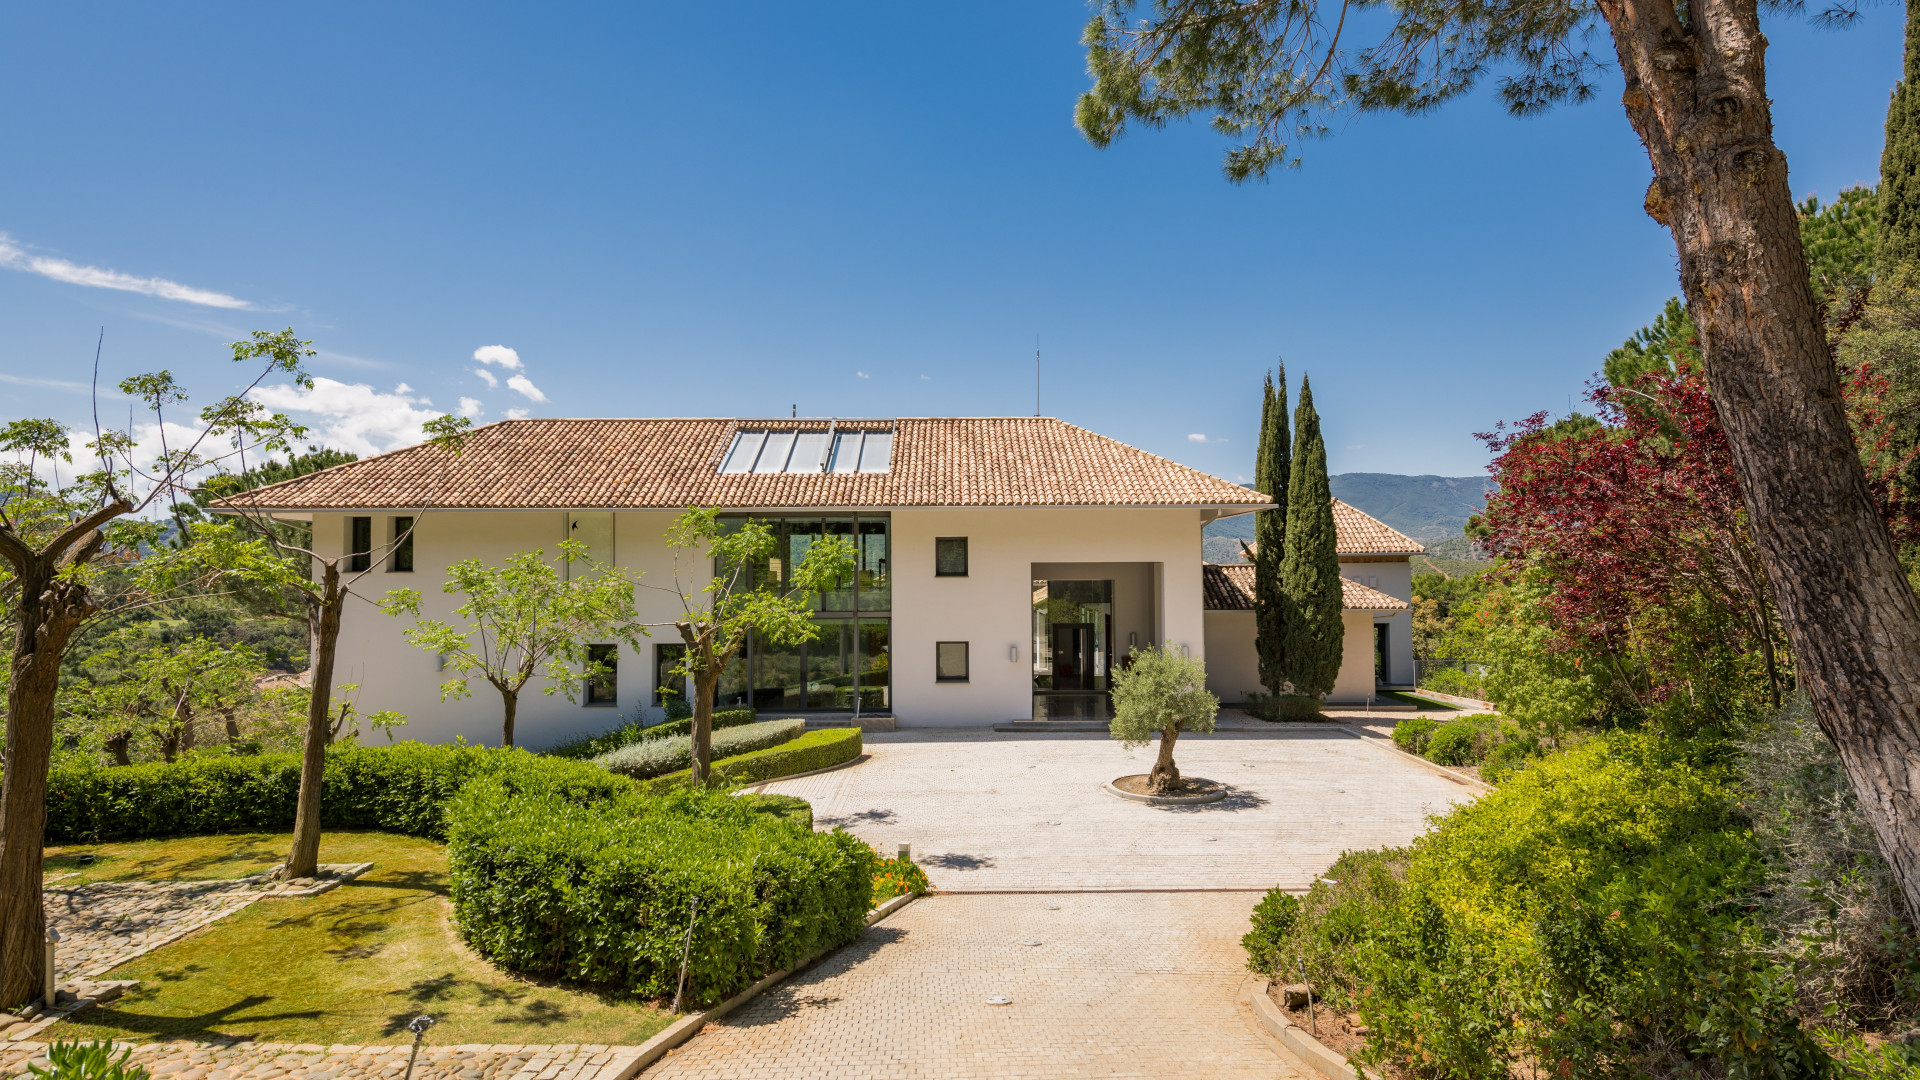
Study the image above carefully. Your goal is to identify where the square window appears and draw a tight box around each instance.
[935,537,968,577]
[585,644,618,705]
[347,516,372,573]
[936,641,969,682]
[390,517,415,572]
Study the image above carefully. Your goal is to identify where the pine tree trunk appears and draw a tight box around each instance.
[284,564,342,882]
[1148,726,1181,793]
[1603,0,1920,923]
[0,558,97,1007]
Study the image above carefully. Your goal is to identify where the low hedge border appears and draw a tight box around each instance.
[595,719,806,780]
[545,707,758,760]
[642,728,863,794]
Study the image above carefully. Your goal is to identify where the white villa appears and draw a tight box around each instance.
[233,416,1420,746]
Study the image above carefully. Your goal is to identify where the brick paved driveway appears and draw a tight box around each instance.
[644,892,1307,1080]
[761,726,1479,891]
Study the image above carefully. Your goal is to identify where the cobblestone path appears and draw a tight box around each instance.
[644,892,1305,1080]
[0,1040,645,1080]
[45,878,272,981]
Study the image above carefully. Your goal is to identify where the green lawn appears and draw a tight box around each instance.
[55,831,677,1046]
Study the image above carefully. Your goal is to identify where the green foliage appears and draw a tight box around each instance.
[1881,0,1920,275]
[738,792,814,831]
[27,1039,150,1080]
[1108,644,1218,745]
[543,708,757,760]
[444,772,876,1007]
[640,728,864,793]
[1605,296,1702,392]
[44,742,629,844]
[871,849,930,902]
[1424,718,1488,766]
[1453,573,1605,741]
[595,719,806,780]
[1253,366,1291,695]
[1801,188,1879,295]
[1243,848,1408,1008]
[1243,691,1321,721]
[380,541,649,744]
[1390,717,1438,755]
[1280,378,1342,697]
[1353,735,1823,1077]
[1411,570,1491,620]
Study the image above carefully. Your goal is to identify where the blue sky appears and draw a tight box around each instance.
[0,2,1904,480]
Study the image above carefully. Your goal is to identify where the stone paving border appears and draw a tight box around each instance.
[1248,978,1378,1080]
[0,1039,653,1080]
[258,862,375,899]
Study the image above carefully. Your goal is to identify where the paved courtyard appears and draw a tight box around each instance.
[644,892,1307,1080]
[761,725,1480,891]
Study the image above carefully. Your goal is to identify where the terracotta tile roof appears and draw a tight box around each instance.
[1202,564,1410,613]
[217,418,1270,511]
[1331,499,1425,555]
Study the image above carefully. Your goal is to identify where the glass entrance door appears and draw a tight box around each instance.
[1051,623,1096,690]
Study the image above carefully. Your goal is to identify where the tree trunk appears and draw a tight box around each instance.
[284,564,342,881]
[105,732,131,768]
[1602,0,1920,922]
[500,688,518,749]
[1149,726,1181,793]
[0,559,97,1007]
[691,665,718,788]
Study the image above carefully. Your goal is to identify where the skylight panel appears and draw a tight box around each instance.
[830,431,863,474]
[857,431,893,473]
[721,431,765,474]
[790,432,830,473]
[754,431,797,474]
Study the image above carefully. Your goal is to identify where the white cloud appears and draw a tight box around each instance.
[471,367,498,388]
[1188,433,1208,443]
[505,407,530,420]
[457,397,485,419]
[248,377,445,456]
[472,345,523,370]
[506,373,546,402]
[394,382,414,394]
[0,233,251,309]
[0,372,125,398]
[857,371,870,379]
[920,374,931,381]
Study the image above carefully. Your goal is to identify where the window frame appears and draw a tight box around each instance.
[346,516,372,573]
[584,644,619,706]
[935,641,970,683]
[390,516,415,573]
[934,536,968,577]
[654,642,688,706]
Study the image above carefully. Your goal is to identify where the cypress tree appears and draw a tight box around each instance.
[1880,0,1920,272]
[1252,365,1290,694]
[1280,376,1343,698]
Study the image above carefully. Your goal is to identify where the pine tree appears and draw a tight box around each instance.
[1252,366,1290,694]
[1880,0,1920,272]
[1281,377,1343,698]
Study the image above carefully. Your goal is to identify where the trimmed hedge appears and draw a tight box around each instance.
[594,719,806,780]
[446,768,876,1007]
[545,707,758,761]
[46,744,629,844]
[642,728,862,793]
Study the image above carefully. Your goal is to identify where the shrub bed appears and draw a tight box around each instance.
[1247,734,1826,1077]
[594,719,806,780]
[46,744,630,843]
[545,707,758,760]
[641,728,862,793]
[445,769,876,1007]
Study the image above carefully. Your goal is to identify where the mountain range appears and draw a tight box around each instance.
[1201,473,1494,565]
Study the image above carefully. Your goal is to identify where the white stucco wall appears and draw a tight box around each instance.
[1340,557,1416,688]
[889,507,1208,727]
[314,509,700,750]
[1201,610,1259,704]
[1327,611,1379,704]
[314,504,1210,742]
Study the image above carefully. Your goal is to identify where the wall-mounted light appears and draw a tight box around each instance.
[1009,645,1018,663]
[1129,631,1139,649]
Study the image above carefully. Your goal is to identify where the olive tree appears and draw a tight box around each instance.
[380,541,649,748]
[1109,644,1219,793]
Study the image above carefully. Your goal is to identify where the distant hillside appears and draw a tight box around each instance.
[1328,473,1493,541]
[1201,474,1495,564]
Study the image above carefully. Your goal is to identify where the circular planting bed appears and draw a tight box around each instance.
[1103,774,1228,805]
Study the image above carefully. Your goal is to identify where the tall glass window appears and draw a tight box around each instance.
[858,519,890,611]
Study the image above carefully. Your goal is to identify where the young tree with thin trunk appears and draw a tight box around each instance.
[1252,366,1291,695]
[1075,0,1920,923]
[1109,643,1219,793]
[380,541,648,748]
[0,335,310,1008]
[1281,378,1343,698]
[648,509,852,787]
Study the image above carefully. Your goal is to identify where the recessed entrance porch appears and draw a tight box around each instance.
[1030,562,1159,721]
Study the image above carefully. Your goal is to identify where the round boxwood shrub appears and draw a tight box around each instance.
[1390,716,1438,755]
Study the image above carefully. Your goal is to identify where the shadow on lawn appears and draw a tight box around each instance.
[379,974,582,1038]
[82,990,325,1041]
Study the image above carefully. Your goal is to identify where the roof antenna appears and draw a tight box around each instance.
[792,404,797,418]
[1034,336,1040,417]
